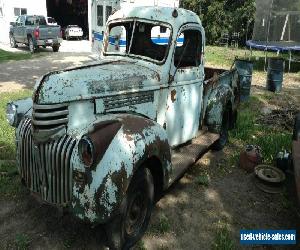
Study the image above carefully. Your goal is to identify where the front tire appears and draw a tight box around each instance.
[9,34,17,48]
[105,167,154,250]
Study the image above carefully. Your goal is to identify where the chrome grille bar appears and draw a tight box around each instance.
[32,103,69,140]
[16,118,76,204]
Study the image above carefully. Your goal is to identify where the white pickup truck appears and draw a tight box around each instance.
[7,7,240,249]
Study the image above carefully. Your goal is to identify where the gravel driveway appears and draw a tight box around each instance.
[0,52,96,92]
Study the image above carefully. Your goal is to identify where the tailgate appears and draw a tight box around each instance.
[38,25,61,40]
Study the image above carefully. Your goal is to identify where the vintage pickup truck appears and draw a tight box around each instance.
[6,7,240,249]
[9,15,62,53]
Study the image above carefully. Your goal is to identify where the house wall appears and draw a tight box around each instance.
[0,0,47,43]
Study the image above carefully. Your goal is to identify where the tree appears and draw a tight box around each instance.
[180,0,256,45]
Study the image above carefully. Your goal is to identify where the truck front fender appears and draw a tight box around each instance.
[71,114,171,224]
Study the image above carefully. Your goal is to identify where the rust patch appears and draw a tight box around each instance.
[171,89,176,103]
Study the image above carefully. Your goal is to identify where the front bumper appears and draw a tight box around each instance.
[36,38,62,46]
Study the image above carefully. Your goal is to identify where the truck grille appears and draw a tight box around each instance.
[17,118,76,204]
[32,103,68,129]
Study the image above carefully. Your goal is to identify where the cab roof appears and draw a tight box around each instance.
[107,6,201,27]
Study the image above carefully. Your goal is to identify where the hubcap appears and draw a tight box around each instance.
[29,40,33,51]
[10,36,14,46]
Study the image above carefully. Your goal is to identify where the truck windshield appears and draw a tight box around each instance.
[104,20,172,62]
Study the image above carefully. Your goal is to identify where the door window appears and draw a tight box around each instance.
[174,29,202,68]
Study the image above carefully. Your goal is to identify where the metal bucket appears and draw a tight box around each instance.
[235,59,253,101]
[266,58,284,92]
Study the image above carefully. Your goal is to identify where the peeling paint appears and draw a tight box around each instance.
[11,6,240,227]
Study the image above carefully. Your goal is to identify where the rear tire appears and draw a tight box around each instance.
[212,110,230,151]
[293,113,300,141]
[9,34,17,48]
[28,37,36,53]
[52,45,59,52]
[105,167,154,250]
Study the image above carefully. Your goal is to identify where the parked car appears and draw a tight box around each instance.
[6,7,240,249]
[46,17,58,26]
[64,25,83,40]
[9,15,62,53]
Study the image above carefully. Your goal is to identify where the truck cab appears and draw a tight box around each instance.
[7,7,239,249]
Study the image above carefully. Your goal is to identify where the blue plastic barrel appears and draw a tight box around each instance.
[235,59,253,101]
[266,58,284,92]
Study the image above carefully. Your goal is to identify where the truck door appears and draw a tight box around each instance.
[14,16,22,42]
[19,16,27,43]
[166,27,204,147]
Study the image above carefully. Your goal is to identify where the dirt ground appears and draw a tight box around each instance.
[0,52,95,92]
[0,55,300,249]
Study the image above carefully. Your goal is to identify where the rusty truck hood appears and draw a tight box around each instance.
[34,59,161,104]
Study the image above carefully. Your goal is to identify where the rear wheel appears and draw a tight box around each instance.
[9,34,17,48]
[28,37,36,53]
[52,45,59,52]
[293,113,300,141]
[105,167,154,250]
[212,110,230,151]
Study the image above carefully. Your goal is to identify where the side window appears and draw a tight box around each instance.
[20,16,25,25]
[25,17,34,26]
[107,25,126,52]
[97,5,103,26]
[174,29,202,68]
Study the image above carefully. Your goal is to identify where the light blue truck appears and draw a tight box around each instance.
[6,7,240,249]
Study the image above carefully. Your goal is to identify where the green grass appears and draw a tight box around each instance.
[149,214,171,235]
[0,49,33,63]
[212,225,234,250]
[229,96,292,164]
[0,90,31,160]
[205,46,300,73]
[0,91,31,199]
[195,173,210,186]
[15,233,30,250]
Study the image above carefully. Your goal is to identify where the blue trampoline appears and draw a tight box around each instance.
[247,0,300,70]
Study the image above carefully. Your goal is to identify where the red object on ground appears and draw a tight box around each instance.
[239,145,262,172]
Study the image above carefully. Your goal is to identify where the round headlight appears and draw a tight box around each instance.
[78,136,95,167]
[6,103,17,126]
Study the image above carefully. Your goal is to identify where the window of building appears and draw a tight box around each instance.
[0,7,3,17]
[106,6,112,22]
[14,8,27,17]
[97,5,103,26]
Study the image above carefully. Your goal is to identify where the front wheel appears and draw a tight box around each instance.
[105,167,154,250]
[9,34,18,48]
[28,37,36,53]
[52,45,59,52]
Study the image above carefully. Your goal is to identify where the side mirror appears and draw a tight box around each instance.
[10,22,16,26]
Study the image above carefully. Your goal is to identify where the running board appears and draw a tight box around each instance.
[169,132,219,185]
